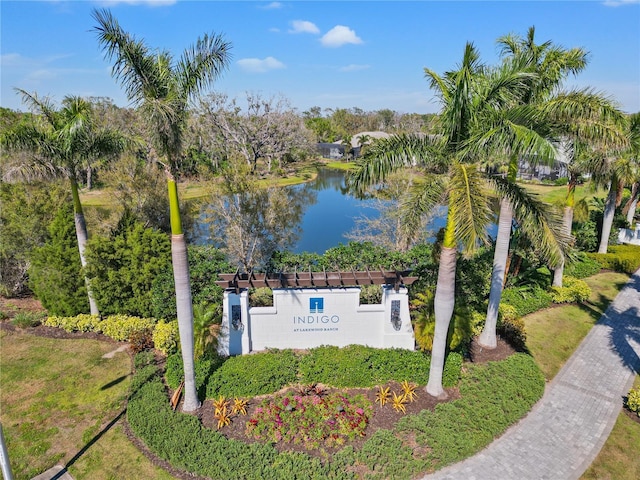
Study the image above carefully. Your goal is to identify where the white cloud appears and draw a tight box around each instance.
[261,2,283,9]
[602,0,639,5]
[321,26,363,48]
[237,56,285,73]
[339,64,371,72]
[289,20,320,34]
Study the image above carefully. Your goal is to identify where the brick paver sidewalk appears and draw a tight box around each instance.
[422,270,640,480]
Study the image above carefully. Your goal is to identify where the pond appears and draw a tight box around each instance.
[195,167,449,256]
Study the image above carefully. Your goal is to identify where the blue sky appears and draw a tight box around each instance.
[1,0,639,115]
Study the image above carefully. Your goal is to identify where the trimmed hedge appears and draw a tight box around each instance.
[127,351,543,480]
[563,254,602,279]
[500,286,553,317]
[206,349,300,398]
[297,345,462,388]
[588,244,640,274]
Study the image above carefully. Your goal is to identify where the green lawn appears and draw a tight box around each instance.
[524,271,630,380]
[521,182,606,206]
[581,375,640,480]
[0,330,175,480]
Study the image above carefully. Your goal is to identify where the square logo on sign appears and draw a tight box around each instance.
[309,297,324,313]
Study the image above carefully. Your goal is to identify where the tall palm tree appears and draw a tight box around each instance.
[478,28,626,347]
[1,90,126,315]
[93,8,231,412]
[350,43,566,397]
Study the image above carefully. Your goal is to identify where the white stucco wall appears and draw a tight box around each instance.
[219,286,415,355]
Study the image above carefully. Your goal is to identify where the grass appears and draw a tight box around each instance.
[0,330,174,480]
[581,375,640,480]
[521,182,606,206]
[524,271,630,380]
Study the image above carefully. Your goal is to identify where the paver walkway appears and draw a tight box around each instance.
[422,269,640,480]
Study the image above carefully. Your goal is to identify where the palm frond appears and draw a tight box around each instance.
[93,8,161,107]
[178,32,231,102]
[489,175,570,266]
[541,88,627,150]
[448,162,493,255]
[399,174,447,228]
[14,88,58,128]
[346,134,443,195]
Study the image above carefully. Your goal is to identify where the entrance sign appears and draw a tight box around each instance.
[218,286,415,356]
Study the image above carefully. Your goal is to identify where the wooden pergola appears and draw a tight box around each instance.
[215,268,418,293]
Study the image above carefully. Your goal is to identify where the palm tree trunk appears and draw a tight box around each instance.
[426,208,457,399]
[70,177,99,316]
[624,182,638,225]
[598,183,616,254]
[553,180,576,287]
[479,198,512,348]
[168,174,200,412]
[552,205,574,286]
[426,246,457,398]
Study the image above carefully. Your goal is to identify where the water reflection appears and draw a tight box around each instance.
[194,168,453,257]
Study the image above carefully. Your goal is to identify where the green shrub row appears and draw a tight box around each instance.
[128,352,543,480]
[43,314,179,355]
[588,245,640,274]
[297,345,462,388]
[368,353,545,478]
[163,346,464,400]
[549,276,591,304]
[500,285,553,317]
[563,254,602,279]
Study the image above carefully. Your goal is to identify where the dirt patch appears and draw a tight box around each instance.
[623,405,640,425]
[468,336,517,364]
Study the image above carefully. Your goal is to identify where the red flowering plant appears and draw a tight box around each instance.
[245,390,372,449]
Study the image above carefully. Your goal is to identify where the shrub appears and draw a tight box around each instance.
[563,254,601,279]
[152,319,180,356]
[588,244,640,274]
[85,214,171,317]
[98,314,156,342]
[497,316,527,352]
[28,204,89,316]
[550,276,591,304]
[249,287,273,307]
[206,350,299,398]
[43,314,101,332]
[297,345,462,388]
[127,350,542,480]
[11,311,44,328]
[359,284,382,304]
[626,387,640,416]
[247,391,372,450]
[165,353,224,399]
[411,290,474,353]
[151,245,231,320]
[500,285,552,317]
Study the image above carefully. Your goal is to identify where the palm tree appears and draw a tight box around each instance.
[93,8,231,412]
[478,28,626,347]
[350,43,565,397]
[1,90,126,315]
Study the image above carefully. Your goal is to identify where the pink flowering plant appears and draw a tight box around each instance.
[245,390,372,449]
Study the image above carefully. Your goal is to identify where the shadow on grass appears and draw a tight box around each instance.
[100,374,128,391]
[49,357,158,479]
